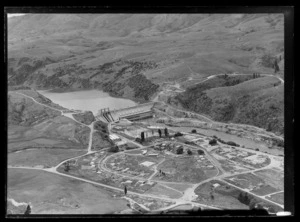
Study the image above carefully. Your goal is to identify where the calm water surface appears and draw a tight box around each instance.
[38,90,137,115]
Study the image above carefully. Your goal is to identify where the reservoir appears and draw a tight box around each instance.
[38,90,137,115]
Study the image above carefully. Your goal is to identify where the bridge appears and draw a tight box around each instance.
[96,102,156,123]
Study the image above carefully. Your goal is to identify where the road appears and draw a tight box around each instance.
[8,89,284,212]
[153,72,284,141]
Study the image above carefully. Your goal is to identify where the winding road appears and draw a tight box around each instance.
[153,72,284,141]
[8,89,284,213]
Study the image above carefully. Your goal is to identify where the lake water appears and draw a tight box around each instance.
[38,90,137,115]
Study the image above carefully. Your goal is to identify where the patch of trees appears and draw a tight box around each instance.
[127,74,159,101]
[8,85,32,91]
[109,145,119,153]
[273,139,284,148]
[185,141,196,145]
[260,53,278,69]
[63,161,70,172]
[237,192,266,210]
[94,121,108,133]
[214,136,240,147]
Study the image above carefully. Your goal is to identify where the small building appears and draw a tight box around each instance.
[109,134,122,142]
[212,183,220,188]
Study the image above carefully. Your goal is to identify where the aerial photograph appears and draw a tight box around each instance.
[6,11,287,216]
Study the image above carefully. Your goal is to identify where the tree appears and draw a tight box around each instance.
[124,186,127,195]
[274,59,279,73]
[164,128,169,137]
[176,147,184,154]
[191,129,197,133]
[187,149,193,155]
[158,129,162,138]
[24,204,31,215]
[141,132,145,142]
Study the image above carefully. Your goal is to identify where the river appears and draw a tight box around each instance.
[38,90,137,115]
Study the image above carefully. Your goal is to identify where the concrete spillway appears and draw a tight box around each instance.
[97,102,155,122]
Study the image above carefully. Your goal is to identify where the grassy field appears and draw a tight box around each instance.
[8,116,90,152]
[145,183,183,199]
[8,91,91,152]
[193,179,283,212]
[224,172,281,196]
[266,192,284,205]
[7,168,129,214]
[159,183,194,192]
[8,148,87,168]
[253,168,284,191]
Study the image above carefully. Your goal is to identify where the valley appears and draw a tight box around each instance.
[6,13,285,215]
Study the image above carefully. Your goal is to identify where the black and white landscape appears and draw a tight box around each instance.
[7,13,285,215]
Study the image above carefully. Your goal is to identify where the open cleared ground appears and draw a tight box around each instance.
[7,168,129,214]
[144,183,183,199]
[266,192,284,205]
[159,183,194,193]
[154,156,218,183]
[8,148,86,168]
[224,173,280,196]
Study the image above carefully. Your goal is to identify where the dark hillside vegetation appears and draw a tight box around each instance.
[171,76,283,135]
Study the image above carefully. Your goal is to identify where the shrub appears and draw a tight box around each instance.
[176,147,184,154]
[227,141,240,147]
[191,129,197,133]
[109,146,119,153]
[187,149,193,155]
[255,148,259,151]
[197,150,205,155]
[135,138,142,143]
[209,139,218,146]
[174,132,183,137]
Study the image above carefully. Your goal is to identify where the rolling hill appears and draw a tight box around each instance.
[7,14,284,131]
[170,75,284,135]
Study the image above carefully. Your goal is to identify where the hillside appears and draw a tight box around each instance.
[8,90,90,152]
[7,14,284,103]
[170,76,283,135]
